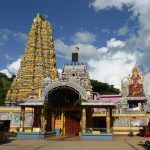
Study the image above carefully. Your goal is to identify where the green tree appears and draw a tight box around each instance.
[0,73,15,105]
[90,79,120,94]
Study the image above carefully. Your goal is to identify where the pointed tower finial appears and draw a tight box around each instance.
[34,13,44,23]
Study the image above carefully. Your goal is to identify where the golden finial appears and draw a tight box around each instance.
[33,13,43,23]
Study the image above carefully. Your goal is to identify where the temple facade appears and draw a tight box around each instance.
[3,14,108,136]
[0,14,150,138]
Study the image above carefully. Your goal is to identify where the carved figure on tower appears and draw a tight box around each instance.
[128,66,145,97]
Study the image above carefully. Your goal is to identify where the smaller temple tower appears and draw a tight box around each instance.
[61,48,92,97]
[61,64,91,90]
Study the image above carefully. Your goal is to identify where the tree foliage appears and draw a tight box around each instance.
[42,100,52,116]
[0,73,15,105]
[90,79,120,94]
[73,99,87,108]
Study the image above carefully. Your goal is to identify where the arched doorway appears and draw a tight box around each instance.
[48,86,79,107]
[46,86,81,135]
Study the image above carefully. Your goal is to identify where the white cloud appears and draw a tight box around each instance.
[58,68,62,77]
[117,26,129,36]
[107,38,125,48]
[0,57,21,77]
[90,0,150,74]
[55,39,99,62]
[143,74,150,96]
[0,69,11,78]
[101,29,110,34]
[5,54,14,61]
[72,31,96,44]
[0,29,27,47]
[0,29,11,46]
[97,47,108,53]
[55,32,136,89]
[13,33,27,42]
[90,35,136,89]
[89,51,136,89]
[7,58,21,74]
[89,0,133,11]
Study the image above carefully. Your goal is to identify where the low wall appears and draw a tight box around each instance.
[17,131,56,139]
[113,127,140,135]
[112,113,150,135]
[0,106,33,132]
[81,133,113,140]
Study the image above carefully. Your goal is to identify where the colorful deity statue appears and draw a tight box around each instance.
[128,66,145,97]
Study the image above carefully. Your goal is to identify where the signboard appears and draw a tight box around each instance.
[81,100,115,106]
[18,101,44,106]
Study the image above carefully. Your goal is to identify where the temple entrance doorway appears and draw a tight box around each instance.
[93,117,106,132]
[46,86,81,135]
[65,111,80,135]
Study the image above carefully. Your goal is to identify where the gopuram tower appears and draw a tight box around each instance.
[6,14,58,103]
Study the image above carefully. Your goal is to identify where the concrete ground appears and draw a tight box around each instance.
[0,136,150,150]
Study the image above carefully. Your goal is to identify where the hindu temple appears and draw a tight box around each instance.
[0,14,150,139]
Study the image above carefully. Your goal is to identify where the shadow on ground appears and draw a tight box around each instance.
[0,138,16,145]
[138,141,150,150]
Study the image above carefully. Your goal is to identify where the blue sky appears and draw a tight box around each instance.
[0,0,150,89]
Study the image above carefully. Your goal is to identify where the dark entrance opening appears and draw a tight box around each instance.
[93,117,106,132]
[128,100,147,108]
[48,86,79,107]
[46,86,81,135]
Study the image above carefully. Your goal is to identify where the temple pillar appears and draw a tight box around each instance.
[20,106,25,132]
[38,108,42,128]
[40,108,46,132]
[61,111,65,135]
[33,108,37,127]
[106,108,112,133]
[90,109,94,128]
[81,108,86,133]
[51,113,55,131]
[128,116,131,127]
[33,107,41,128]
[86,108,93,128]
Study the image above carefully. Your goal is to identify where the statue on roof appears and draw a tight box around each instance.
[128,66,145,97]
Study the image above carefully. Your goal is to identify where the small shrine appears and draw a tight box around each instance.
[121,66,147,109]
[128,66,145,97]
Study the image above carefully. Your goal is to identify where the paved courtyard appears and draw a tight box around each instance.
[0,136,150,150]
